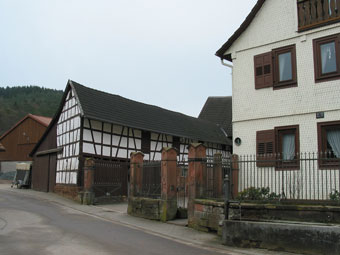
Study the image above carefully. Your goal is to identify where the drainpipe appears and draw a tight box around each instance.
[220,58,233,69]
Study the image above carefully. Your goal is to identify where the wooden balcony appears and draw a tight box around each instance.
[297,0,340,32]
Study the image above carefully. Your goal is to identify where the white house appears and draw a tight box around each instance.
[216,0,340,199]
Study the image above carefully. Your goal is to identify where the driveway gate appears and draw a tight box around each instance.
[93,159,128,200]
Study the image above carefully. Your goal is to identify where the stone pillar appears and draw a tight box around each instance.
[213,153,223,198]
[160,147,178,222]
[129,152,144,197]
[82,158,95,205]
[187,143,207,225]
[231,154,239,199]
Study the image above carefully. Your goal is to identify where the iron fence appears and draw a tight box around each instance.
[177,162,188,209]
[236,152,340,201]
[200,156,232,200]
[137,161,161,199]
[93,159,129,198]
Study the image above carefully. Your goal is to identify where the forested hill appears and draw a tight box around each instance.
[0,86,63,136]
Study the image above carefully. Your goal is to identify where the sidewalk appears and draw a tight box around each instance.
[0,184,297,255]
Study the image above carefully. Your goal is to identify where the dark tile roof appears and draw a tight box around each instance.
[70,81,231,145]
[216,0,266,61]
[198,97,232,138]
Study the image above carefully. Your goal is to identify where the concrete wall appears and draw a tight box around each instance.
[222,220,340,255]
[229,202,340,224]
[128,197,163,220]
[224,0,340,154]
[190,199,225,235]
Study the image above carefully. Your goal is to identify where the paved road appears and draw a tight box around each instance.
[0,189,226,255]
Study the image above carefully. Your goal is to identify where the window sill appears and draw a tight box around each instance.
[315,74,340,83]
[273,82,298,90]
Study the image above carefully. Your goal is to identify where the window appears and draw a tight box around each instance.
[256,125,300,169]
[141,131,151,154]
[254,45,297,90]
[272,45,297,88]
[317,121,340,168]
[313,34,340,82]
[275,125,300,169]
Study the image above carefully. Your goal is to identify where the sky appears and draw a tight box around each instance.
[0,0,257,117]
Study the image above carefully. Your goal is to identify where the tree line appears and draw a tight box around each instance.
[0,86,63,136]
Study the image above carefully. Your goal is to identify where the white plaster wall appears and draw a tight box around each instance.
[233,111,340,200]
[233,110,340,156]
[56,89,81,185]
[226,0,340,124]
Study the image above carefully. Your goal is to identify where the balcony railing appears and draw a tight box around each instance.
[297,0,340,31]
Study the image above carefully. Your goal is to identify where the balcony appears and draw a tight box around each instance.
[297,0,340,32]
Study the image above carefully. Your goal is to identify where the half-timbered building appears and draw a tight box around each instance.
[31,80,231,199]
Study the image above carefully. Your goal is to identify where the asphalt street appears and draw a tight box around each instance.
[0,189,225,255]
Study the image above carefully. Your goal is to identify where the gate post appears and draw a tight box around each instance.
[187,143,206,226]
[160,147,178,222]
[129,152,144,197]
[213,153,223,198]
[231,154,239,199]
[82,158,95,205]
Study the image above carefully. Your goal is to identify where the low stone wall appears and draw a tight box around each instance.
[229,202,340,224]
[222,220,340,255]
[128,197,162,220]
[54,184,81,202]
[189,199,225,235]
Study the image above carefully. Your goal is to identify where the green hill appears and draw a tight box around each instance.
[0,86,63,136]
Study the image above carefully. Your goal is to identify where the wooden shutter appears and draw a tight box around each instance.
[141,131,151,154]
[256,130,275,167]
[254,52,273,89]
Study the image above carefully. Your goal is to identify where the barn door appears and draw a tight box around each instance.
[48,154,56,192]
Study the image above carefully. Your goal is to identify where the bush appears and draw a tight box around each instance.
[237,187,281,201]
[329,190,340,201]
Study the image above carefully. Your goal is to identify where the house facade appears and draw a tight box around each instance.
[32,80,231,198]
[216,0,340,162]
[0,114,51,174]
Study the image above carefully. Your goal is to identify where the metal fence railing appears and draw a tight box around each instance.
[236,152,340,201]
[177,162,188,209]
[199,156,232,200]
[137,161,161,199]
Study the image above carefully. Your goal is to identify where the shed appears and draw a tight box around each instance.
[0,114,51,174]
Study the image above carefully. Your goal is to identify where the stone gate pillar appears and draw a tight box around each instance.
[82,158,95,205]
[129,152,144,197]
[160,147,178,222]
[187,143,207,225]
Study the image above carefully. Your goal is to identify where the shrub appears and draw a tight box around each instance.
[329,190,340,201]
[237,187,281,201]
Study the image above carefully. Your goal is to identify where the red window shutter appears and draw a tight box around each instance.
[254,52,273,89]
[256,130,275,167]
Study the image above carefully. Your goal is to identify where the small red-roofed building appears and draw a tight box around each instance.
[0,114,51,175]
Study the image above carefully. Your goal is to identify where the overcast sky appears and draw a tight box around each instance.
[0,0,256,117]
